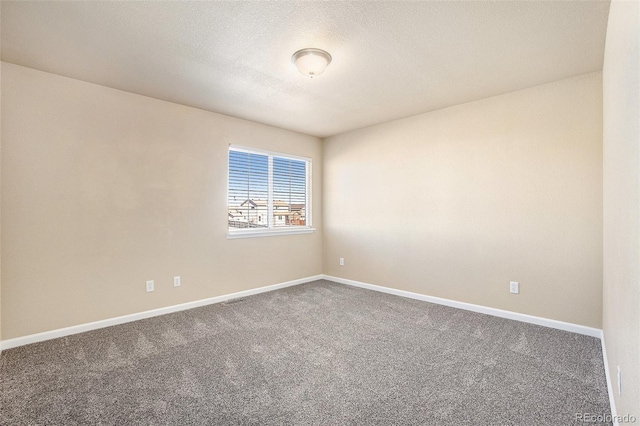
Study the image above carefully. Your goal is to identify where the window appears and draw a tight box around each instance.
[228,146,313,238]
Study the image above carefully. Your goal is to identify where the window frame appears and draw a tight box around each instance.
[227,145,314,239]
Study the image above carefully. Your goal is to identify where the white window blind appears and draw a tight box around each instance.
[228,146,311,236]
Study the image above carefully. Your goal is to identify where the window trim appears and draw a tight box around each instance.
[227,145,314,239]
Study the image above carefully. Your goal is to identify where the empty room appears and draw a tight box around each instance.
[0,1,638,425]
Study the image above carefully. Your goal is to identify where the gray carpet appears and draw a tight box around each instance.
[0,280,611,425]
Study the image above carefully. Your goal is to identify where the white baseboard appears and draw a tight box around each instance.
[322,274,602,338]
[0,272,604,350]
[600,333,619,425]
[0,275,324,351]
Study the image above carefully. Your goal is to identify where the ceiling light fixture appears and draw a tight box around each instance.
[291,48,332,78]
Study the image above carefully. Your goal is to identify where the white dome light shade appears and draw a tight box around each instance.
[291,48,332,78]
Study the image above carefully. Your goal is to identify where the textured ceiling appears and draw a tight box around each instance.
[1,1,610,138]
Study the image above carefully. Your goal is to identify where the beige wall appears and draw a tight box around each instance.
[323,72,603,328]
[0,6,2,347]
[603,0,640,418]
[0,62,323,340]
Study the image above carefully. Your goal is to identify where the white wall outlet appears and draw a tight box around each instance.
[617,366,622,395]
[146,280,154,292]
[174,276,181,287]
[339,257,345,266]
[509,281,519,294]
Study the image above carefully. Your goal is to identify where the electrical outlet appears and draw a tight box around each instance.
[510,281,519,294]
[146,280,154,292]
[339,257,345,266]
[174,276,181,287]
[617,366,622,395]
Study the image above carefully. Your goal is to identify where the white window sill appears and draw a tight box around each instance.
[227,227,316,239]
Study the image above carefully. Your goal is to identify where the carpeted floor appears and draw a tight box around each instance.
[0,279,611,425]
